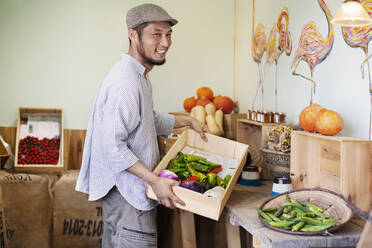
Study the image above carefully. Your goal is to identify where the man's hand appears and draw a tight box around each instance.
[149,176,186,209]
[189,117,208,142]
[127,161,186,209]
[174,115,208,142]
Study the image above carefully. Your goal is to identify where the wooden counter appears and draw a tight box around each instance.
[224,182,364,248]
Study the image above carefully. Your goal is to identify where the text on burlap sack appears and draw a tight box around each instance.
[62,206,103,237]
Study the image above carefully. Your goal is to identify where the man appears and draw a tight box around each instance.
[75,3,208,248]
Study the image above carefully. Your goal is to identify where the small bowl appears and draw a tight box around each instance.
[260,148,290,178]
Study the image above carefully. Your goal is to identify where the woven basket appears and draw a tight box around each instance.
[258,188,353,236]
[260,148,290,178]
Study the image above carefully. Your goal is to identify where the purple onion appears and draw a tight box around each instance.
[157,169,180,182]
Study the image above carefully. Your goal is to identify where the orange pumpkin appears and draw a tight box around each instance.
[299,104,325,132]
[196,97,211,107]
[315,110,343,136]
[183,97,197,112]
[213,95,236,114]
[196,87,214,100]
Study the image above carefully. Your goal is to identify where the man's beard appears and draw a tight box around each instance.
[138,40,166,66]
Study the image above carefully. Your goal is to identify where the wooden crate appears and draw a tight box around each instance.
[0,138,9,169]
[290,131,372,212]
[236,119,278,179]
[165,127,188,153]
[169,112,247,140]
[223,113,247,140]
[15,108,64,173]
[169,112,190,117]
[146,129,249,220]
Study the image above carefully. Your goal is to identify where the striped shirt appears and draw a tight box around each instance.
[75,54,175,210]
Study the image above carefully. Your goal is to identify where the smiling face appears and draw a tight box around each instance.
[129,22,172,71]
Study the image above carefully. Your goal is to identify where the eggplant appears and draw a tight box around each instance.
[180,181,206,193]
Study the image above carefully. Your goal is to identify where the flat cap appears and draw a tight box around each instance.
[126,3,178,29]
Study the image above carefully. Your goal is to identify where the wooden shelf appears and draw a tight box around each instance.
[236,119,280,179]
[236,119,278,127]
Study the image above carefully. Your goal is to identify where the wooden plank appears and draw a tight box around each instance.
[0,126,17,153]
[292,130,367,142]
[237,119,277,127]
[63,129,86,170]
[223,113,247,140]
[341,142,371,212]
[290,130,310,189]
[236,120,277,179]
[320,140,341,177]
[179,210,196,248]
[243,230,253,248]
[225,216,241,248]
[306,133,322,188]
[252,237,261,248]
[166,137,178,153]
[357,211,372,248]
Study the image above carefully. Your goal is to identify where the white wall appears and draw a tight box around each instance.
[1,0,370,140]
[236,0,371,139]
[0,0,234,129]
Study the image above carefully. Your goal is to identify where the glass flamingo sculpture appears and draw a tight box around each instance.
[341,0,372,139]
[291,0,334,105]
[265,7,292,112]
[251,0,267,110]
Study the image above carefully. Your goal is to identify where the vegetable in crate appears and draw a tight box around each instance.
[180,181,206,193]
[224,174,232,184]
[207,173,217,188]
[190,162,211,173]
[166,152,228,193]
[157,170,180,182]
[183,176,199,182]
[185,163,207,184]
[256,194,339,233]
[216,176,227,188]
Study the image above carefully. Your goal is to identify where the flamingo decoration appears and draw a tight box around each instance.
[251,0,267,110]
[291,0,334,105]
[265,7,292,111]
[341,0,372,139]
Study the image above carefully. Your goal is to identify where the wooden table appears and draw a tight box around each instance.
[224,181,365,248]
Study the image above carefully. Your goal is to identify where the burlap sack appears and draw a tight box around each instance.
[0,171,56,248]
[53,171,102,248]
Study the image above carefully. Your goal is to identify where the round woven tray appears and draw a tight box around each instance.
[258,188,353,236]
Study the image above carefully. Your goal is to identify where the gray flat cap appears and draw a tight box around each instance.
[126,3,178,29]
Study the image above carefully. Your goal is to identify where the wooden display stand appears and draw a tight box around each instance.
[14,108,64,173]
[290,131,372,212]
[236,119,277,179]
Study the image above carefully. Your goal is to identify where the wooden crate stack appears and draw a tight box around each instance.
[290,131,372,212]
